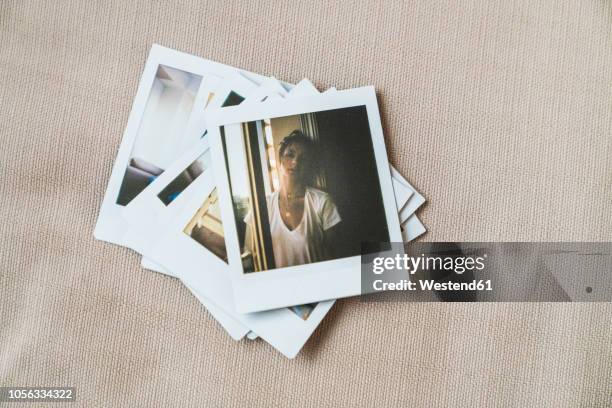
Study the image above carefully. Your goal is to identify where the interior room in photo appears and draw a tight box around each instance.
[222,105,391,273]
[116,65,202,206]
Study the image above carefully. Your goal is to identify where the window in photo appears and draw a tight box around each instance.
[116,65,203,206]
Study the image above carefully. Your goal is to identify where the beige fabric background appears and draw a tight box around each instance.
[0,0,610,406]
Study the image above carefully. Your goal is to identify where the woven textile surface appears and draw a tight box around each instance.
[0,1,610,406]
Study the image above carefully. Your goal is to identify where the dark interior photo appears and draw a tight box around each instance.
[223,105,391,273]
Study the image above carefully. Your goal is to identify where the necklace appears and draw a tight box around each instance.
[282,189,303,202]
[281,190,304,218]
[281,195,292,218]
[285,190,303,200]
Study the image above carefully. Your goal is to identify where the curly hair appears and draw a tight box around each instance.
[278,129,317,185]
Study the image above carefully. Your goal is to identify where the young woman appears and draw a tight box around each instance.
[245,130,341,269]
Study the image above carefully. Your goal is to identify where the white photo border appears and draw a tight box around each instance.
[208,86,404,312]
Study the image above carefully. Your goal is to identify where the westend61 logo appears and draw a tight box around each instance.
[370,253,492,293]
[372,253,487,275]
[364,243,612,301]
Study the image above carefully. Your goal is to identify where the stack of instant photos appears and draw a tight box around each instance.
[95,45,426,358]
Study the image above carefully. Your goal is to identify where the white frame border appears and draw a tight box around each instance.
[208,86,403,312]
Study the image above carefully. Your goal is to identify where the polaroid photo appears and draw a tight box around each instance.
[208,86,404,312]
[94,44,271,246]
[121,74,261,256]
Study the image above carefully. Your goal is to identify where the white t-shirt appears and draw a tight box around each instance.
[245,187,341,269]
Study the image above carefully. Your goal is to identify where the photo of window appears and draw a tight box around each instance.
[116,65,203,205]
[183,188,227,262]
[222,105,391,273]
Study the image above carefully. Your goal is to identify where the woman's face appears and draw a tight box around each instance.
[280,142,308,183]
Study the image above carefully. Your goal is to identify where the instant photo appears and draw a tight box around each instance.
[94,44,270,246]
[117,65,203,206]
[222,106,391,273]
[209,87,403,311]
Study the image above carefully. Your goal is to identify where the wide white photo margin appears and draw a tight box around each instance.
[208,86,404,313]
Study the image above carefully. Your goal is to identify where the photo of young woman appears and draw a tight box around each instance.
[244,130,342,268]
[222,104,392,274]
